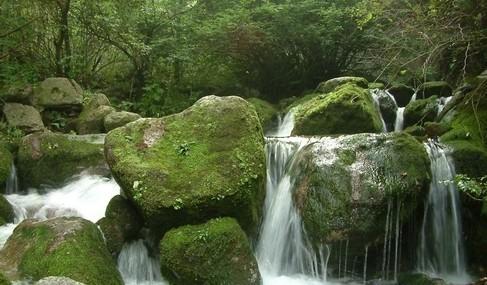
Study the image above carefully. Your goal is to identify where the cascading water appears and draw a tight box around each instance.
[370,90,388,132]
[5,162,18,195]
[394,108,405,132]
[417,140,470,284]
[118,239,167,285]
[0,174,120,248]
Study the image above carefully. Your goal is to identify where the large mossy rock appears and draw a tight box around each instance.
[105,96,266,236]
[417,81,452,99]
[246,97,278,130]
[291,132,430,249]
[0,145,13,194]
[32,78,83,110]
[0,217,123,285]
[403,96,438,128]
[0,195,14,226]
[317,76,368,94]
[17,132,107,189]
[2,103,44,133]
[292,83,383,136]
[160,217,261,285]
[97,195,143,257]
[36,277,86,285]
[388,83,415,107]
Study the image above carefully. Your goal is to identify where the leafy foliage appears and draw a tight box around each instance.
[455,174,487,201]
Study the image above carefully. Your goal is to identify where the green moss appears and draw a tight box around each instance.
[0,217,122,285]
[417,81,452,99]
[0,195,14,226]
[17,132,106,189]
[0,271,10,285]
[246,98,278,129]
[296,133,430,247]
[441,88,487,177]
[403,96,438,127]
[0,145,13,194]
[105,96,266,237]
[317,76,368,94]
[292,83,383,135]
[368,82,385,89]
[398,273,439,285]
[160,217,261,285]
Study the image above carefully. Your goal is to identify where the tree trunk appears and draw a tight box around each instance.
[55,0,71,77]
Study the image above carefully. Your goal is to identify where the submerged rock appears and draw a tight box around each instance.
[17,132,107,189]
[105,96,265,236]
[398,273,446,285]
[417,81,452,99]
[317,76,368,94]
[292,83,383,135]
[2,103,44,133]
[32,78,83,111]
[0,217,123,285]
[403,96,438,128]
[97,195,143,257]
[104,111,141,132]
[160,217,261,285]
[292,133,430,249]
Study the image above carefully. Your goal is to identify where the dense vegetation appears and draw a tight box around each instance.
[1,0,486,114]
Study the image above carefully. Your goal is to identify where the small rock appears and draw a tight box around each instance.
[3,103,44,133]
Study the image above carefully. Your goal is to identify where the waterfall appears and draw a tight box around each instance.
[437,96,453,115]
[267,112,295,137]
[118,240,167,285]
[370,90,388,132]
[394,108,405,132]
[5,162,18,194]
[257,112,334,285]
[417,140,470,284]
[0,175,119,248]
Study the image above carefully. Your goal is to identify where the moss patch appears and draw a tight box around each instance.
[0,217,122,285]
[105,96,266,237]
[160,217,261,285]
[403,96,438,128]
[0,145,13,194]
[0,195,14,226]
[17,132,107,189]
[0,271,10,285]
[292,83,383,135]
[246,98,278,130]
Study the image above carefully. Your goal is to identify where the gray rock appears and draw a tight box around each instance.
[104,111,141,132]
[32,78,83,110]
[2,103,44,133]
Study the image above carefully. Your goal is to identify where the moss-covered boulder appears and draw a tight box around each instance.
[0,217,123,285]
[76,105,115,135]
[160,217,261,285]
[85,93,110,109]
[388,83,415,107]
[32,78,83,111]
[97,195,143,257]
[2,103,44,133]
[246,97,278,130]
[291,133,430,249]
[17,132,107,189]
[292,83,383,136]
[417,81,452,99]
[105,95,265,236]
[0,145,13,194]
[2,85,33,105]
[368,82,385,89]
[0,271,10,285]
[403,96,438,128]
[104,111,141,132]
[317,76,368,94]
[0,195,13,226]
